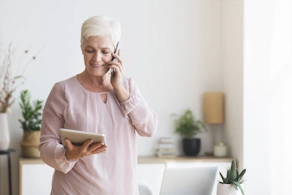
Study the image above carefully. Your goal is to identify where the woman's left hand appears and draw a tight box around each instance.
[105,49,130,103]
[107,49,123,89]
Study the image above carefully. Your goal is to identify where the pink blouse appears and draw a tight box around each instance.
[39,75,158,195]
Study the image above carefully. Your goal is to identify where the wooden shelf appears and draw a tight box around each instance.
[20,156,233,165]
[19,158,44,164]
[138,156,233,164]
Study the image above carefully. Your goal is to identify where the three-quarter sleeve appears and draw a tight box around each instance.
[120,78,158,137]
[38,83,77,174]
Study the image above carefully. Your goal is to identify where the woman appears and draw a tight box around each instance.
[39,16,158,195]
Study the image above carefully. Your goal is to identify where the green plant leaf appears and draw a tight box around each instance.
[229,159,237,181]
[18,90,43,131]
[171,109,206,137]
[219,172,228,184]
[226,169,231,181]
[238,169,246,181]
[238,185,245,195]
[232,181,245,195]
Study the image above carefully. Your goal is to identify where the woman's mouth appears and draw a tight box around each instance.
[91,64,104,68]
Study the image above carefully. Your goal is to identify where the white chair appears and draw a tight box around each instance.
[159,163,218,195]
[138,182,154,195]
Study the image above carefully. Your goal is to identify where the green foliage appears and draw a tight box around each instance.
[18,90,43,132]
[219,159,246,195]
[171,109,207,138]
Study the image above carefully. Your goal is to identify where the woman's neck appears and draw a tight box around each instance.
[77,71,113,92]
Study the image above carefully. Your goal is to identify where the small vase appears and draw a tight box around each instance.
[217,183,244,195]
[0,113,10,150]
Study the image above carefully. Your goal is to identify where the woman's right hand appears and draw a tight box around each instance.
[64,139,107,161]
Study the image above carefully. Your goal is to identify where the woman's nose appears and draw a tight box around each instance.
[92,52,102,62]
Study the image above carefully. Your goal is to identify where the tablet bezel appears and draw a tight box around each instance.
[60,128,105,148]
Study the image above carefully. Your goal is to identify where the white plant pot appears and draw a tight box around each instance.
[0,113,10,150]
[217,183,244,195]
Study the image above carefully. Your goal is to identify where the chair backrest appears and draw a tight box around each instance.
[138,182,154,195]
[159,163,218,195]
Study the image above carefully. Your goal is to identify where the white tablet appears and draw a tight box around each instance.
[60,128,105,148]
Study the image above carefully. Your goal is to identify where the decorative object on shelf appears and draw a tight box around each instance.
[19,90,43,158]
[0,42,39,150]
[171,109,207,156]
[156,137,176,158]
[217,159,246,195]
[0,113,10,150]
[203,92,224,124]
[0,42,38,113]
[213,142,227,157]
[203,92,224,156]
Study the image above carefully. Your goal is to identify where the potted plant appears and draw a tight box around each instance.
[19,90,43,158]
[171,109,207,156]
[217,159,246,195]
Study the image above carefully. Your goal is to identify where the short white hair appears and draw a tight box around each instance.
[81,16,121,48]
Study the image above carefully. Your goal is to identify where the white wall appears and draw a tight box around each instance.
[243,0,273,194]
[270,1,292,193]
[222,0,292,194]
[221,0,243,169]
[0,0,222,194]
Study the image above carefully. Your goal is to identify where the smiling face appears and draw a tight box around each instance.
[81,35,115,77]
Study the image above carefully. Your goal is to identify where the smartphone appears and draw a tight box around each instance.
[112,41,119,61]
[110,42,119,76]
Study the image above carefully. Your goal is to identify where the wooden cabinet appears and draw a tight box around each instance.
[19,156,232,195]
[19,158,54,195]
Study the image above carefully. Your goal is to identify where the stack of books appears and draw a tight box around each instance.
[156,137,176,158]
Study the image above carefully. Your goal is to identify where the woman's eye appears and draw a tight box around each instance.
[86,50,94,53]
[102,51,110,54]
